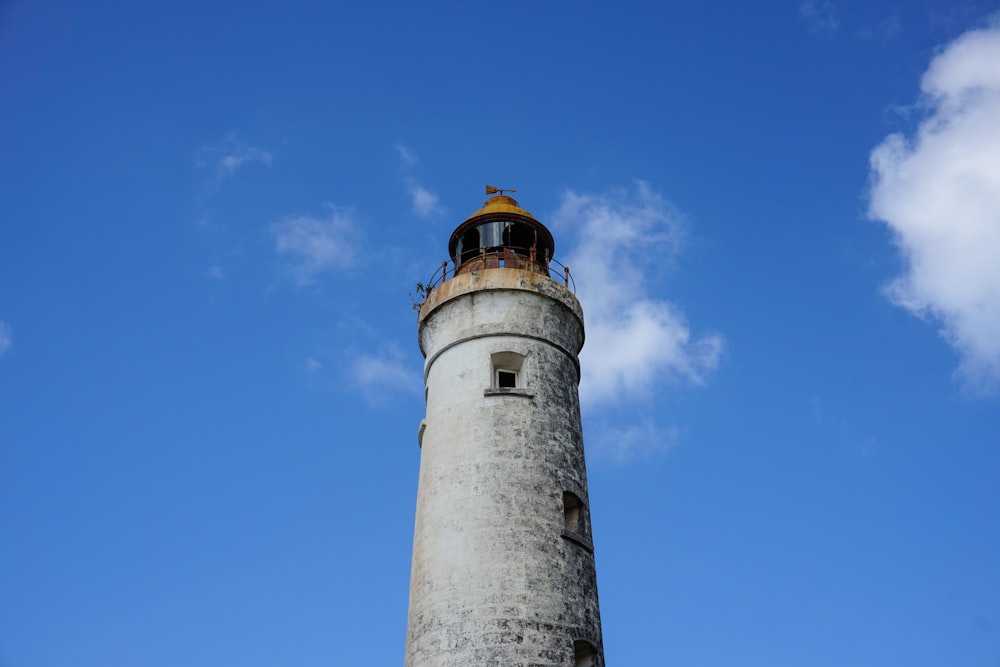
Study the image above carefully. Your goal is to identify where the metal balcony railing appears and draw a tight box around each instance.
[422,245,575,294]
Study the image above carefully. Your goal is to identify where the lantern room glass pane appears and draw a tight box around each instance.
[479,221,507,249]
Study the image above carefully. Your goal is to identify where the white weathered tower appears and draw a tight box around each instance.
[406,191,604,666]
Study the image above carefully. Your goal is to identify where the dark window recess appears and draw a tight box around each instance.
[498,370,517,388]
[563,492,582,533]
[574,640,598,667]
[561,491,593,552]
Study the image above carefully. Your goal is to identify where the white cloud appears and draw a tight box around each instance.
[396,144,443,219]
[207,265,226,280]
[800,0,840,34]
[554,182,724,408]
[868,24,1000,393]
[0,321,12,357]
[351,345,422,403]
[271,206,359,287]
[305,357,322,373]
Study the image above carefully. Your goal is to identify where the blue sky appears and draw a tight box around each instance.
[2,1,999,665]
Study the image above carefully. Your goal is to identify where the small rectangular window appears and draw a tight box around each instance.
[497,369,517,388]
[490,351,525,390]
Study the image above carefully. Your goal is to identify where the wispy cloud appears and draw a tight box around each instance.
[868,23,1000,394]
[197,133,273,184]
[591,419,680,464]
[396,144,418,167]
[409,184,442,219]
[271,206,359,288]
[800,0,840,34]
[858,14,901,42]
[305,357,322,373]
[810,395,879,457]
[217,145,272,176]
[194,133,274,264]
[350,345,422,404]
[0,321,12,357]
[396,144,443,220]
[554,182,724,408]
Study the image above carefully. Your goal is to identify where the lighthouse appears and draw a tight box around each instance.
[406,190,604,666]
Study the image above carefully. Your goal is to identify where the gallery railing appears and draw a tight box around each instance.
[422,245,575,294]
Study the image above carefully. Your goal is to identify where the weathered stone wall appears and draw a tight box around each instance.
[407,269,603,667]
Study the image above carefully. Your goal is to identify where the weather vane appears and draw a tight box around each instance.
[485,185,517,196]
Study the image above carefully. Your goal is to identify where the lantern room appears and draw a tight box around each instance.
[447,193,555,277]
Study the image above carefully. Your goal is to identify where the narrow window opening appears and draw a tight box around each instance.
[574,640,597,667]
[561,491,593,551]
[563,492,582,533]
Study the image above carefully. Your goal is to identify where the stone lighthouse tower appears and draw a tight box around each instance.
[406,190,604,666]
